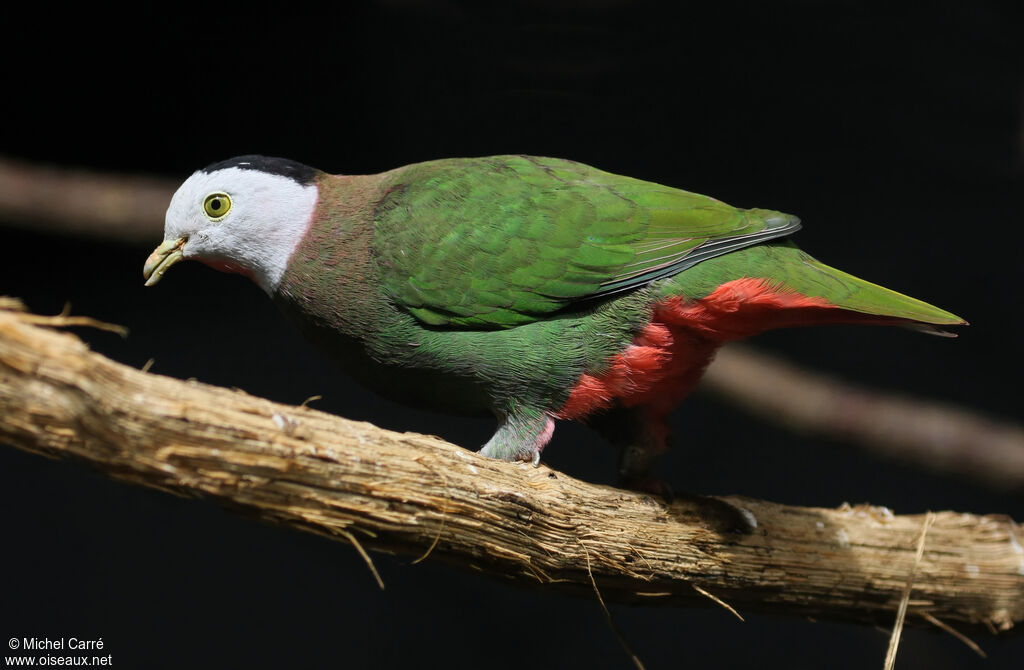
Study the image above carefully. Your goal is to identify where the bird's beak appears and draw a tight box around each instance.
[143,237,187,286]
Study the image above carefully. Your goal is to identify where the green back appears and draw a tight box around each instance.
[373,155,799,328]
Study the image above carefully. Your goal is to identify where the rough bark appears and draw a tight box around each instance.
[3,154,1023,489]
[0,300,1021,634]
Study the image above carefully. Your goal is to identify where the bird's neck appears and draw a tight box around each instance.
[273,173,389,340]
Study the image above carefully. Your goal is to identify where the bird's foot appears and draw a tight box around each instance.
[479,407,554,466]
[479,441,543,466]
[619,475,754,534]
[619,474,674,502]
[672,492,757,535]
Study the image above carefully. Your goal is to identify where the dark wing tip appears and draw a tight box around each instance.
[904,321,968,337]
[759,211,801,234]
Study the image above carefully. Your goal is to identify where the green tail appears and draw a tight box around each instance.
[799,256,964,328]
[662,240,966,330]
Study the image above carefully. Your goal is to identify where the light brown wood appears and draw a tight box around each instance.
[0,299,1020,634]
[4,153,1023,489]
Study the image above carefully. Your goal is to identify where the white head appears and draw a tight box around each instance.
[144,156,320,294]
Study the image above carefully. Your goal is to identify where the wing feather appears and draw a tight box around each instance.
[372,155,799,328]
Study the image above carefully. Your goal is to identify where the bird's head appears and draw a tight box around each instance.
[143,155,320,294]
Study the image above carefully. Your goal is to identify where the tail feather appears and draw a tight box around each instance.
[793,257,967,327]
[655,241,967,337]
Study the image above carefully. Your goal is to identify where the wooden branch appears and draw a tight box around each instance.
[1,299,1021,634]
[4,154,1023,488]
[0,156,170,241]
[704,346,1024,490]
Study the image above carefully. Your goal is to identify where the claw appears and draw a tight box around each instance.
[531,450,541,468]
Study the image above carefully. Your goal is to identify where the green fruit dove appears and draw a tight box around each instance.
[143,154,964,485]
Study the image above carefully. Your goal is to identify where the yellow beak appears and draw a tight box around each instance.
[143,237,187,286]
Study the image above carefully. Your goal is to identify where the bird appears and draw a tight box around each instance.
[144,154,964,486]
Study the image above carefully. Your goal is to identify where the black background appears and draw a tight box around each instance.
[2,1,1022,668]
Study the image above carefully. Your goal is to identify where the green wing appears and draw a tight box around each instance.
[372,155,799,328]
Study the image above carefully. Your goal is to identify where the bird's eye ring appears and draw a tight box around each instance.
[203,193,232,220]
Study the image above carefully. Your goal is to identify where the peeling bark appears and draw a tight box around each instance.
[0,300,1020,633]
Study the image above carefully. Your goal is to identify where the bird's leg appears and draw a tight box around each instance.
[588,405,671,493]
[479,403,555,466]
[590,405,754,532]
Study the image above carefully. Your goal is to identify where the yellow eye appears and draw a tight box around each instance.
[203,193,232,219]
